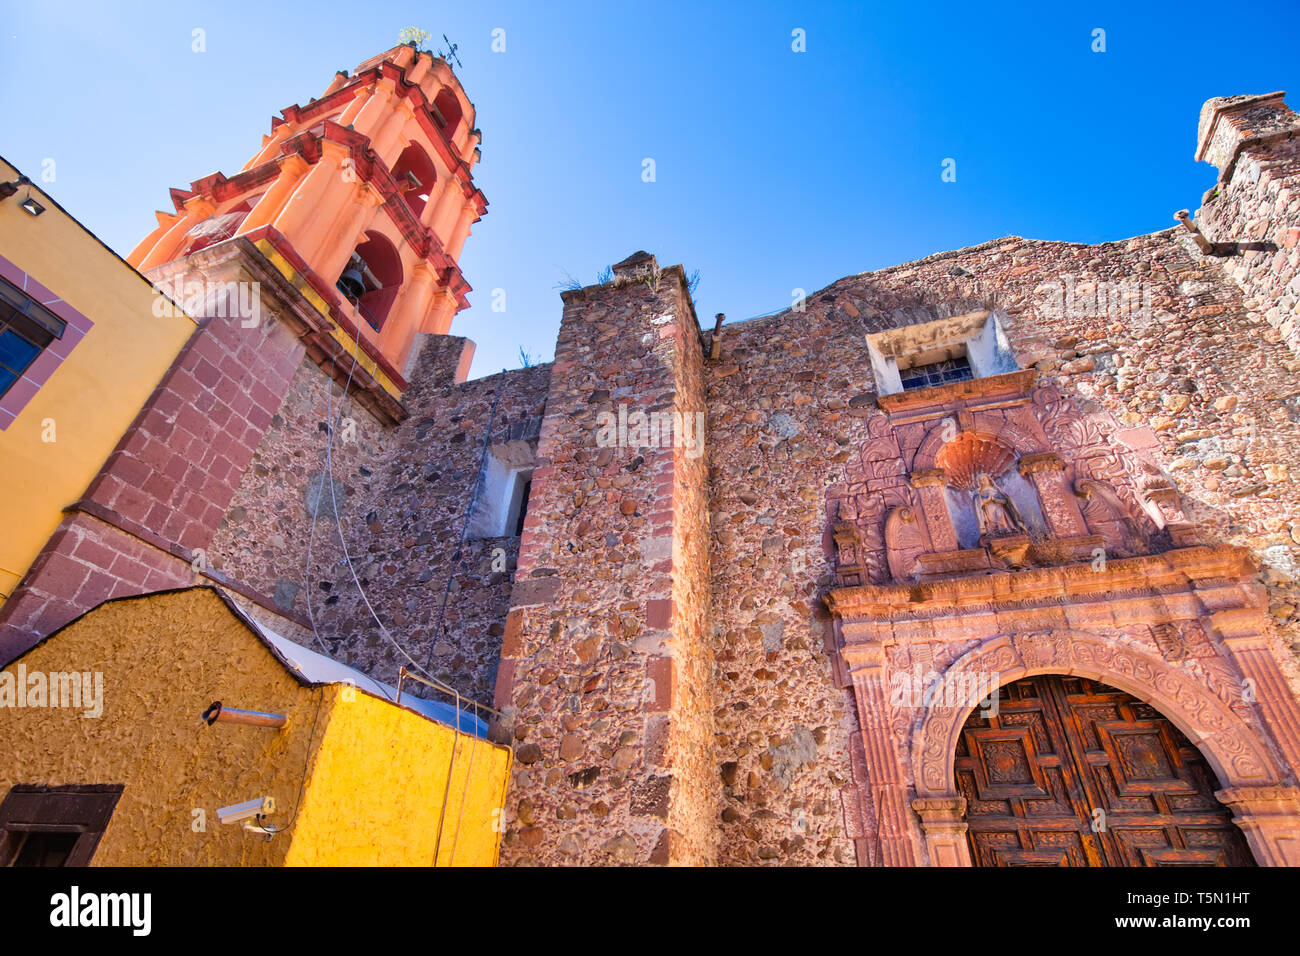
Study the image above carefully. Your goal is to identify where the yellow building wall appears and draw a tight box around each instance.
[285,684,511,866]
[0,589,312,865]
[0,587,510,866]
[0,160,196,602]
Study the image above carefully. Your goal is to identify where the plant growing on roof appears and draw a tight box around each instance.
[399,27,432,52]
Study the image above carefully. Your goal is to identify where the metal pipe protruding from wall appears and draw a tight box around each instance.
[1174,209,1215,254]
[201,701,289,729]
[710,313,725,360]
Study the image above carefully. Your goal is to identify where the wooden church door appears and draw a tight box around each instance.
[955,674,1255,866]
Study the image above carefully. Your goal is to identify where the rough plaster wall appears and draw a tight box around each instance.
[0,588,512,866]
[0,589,314,866]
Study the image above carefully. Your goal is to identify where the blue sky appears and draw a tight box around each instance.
[2,2,1297,378]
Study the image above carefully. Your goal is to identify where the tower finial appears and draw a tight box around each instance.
[438,34,463,70]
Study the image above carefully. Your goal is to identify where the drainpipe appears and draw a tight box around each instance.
[202,701,289,729]
[1174,209,1216,255]
[709,313,725,361]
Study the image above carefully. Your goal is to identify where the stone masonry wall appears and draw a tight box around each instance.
[1195,94,1300,358]
[704,221,1300,864]
[207,331,551,704]
[495,257,718,865]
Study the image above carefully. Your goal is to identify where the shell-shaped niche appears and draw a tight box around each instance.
[935,433,1016,490]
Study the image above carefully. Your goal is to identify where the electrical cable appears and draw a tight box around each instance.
[302,338,356,656]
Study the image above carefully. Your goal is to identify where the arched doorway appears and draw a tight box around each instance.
[956,674,1256,866]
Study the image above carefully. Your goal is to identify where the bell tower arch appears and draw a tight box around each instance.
[128,41,487,384]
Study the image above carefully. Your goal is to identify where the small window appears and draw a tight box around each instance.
[466,440,536,539]
[10,831,80,867]
[0,277,65,398]
[511,475,532,537]
[864,309,1018,398]
[899,355,974,391]
[0,785,123,867]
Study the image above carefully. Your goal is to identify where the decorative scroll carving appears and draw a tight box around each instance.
[912,632,1280,797]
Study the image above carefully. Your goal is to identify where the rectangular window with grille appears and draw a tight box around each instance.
[0,258,91,431]
[898,354,974,391]
[0,276,66,398]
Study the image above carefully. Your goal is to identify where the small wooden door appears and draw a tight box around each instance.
[956,675,1255,866]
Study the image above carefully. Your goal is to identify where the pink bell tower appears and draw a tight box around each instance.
[0,44,488,662]
[129,42,487,393]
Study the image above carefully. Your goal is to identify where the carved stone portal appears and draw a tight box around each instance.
[826,371,1300,866]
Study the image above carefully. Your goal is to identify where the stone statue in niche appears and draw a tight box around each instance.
[974,472,1027,537]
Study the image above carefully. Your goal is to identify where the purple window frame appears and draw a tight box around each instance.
[0,253,93,431]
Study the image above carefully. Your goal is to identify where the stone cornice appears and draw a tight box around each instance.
[156,233,409,424]
[270,58,485,208]
[826,544,1257,622]
[877,368,1038,414]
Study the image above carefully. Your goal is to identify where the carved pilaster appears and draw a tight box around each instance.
[1210,609,1300,782]
[1215,786,1300,866]
[909,469,957,552]
[842,643,920,867]
[1018,452,1087,537]
[912,796,972,866]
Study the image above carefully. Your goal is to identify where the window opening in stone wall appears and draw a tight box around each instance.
[513,478,532,537]
[866,310,1018,398]
[899,354,973,391]
[466,440,537,539]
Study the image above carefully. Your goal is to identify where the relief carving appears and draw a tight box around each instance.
[884,505,929,582]
[1075,477,1146,555]
[1138,462,1192,528]
[914,632,1278,796]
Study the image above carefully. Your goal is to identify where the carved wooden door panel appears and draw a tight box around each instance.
[956,675,1255,866]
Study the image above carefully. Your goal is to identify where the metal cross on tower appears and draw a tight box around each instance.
[438,34,463,70]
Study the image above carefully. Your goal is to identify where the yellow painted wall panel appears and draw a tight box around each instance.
[0,588,510,866]
[285,684,510,866]
[0,161,196,602]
